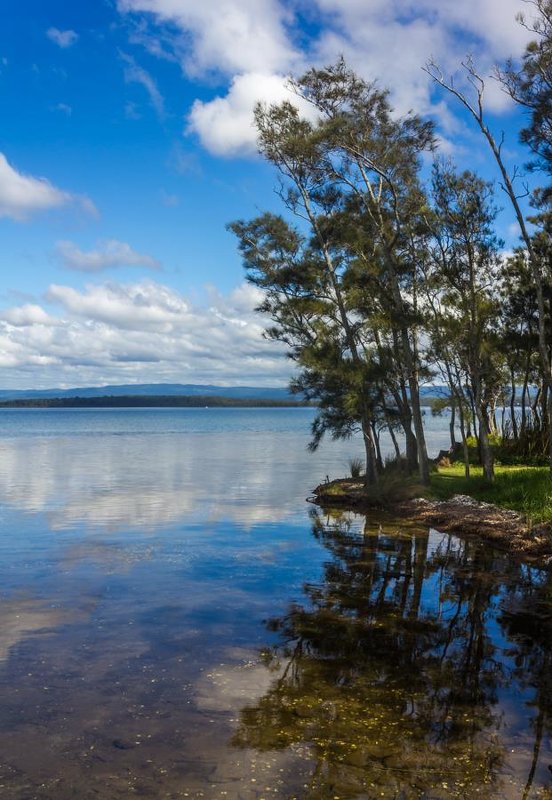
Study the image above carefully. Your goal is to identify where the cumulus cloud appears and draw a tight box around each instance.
[188,72,315,156]
[0,154,97,221]
[0,281,289,386]
[0,152,79,221]
[119,0,531,155]
[45,281,185,329]
[117,0,299,77]
[46,27,79,48]
[0,304,58,328]
[56,239,161,273]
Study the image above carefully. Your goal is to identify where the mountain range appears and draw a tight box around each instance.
[0,383,295,401]
[0,383,450,403]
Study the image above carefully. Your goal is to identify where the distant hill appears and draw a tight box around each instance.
[0,383,450,405]
[0,383,296,402]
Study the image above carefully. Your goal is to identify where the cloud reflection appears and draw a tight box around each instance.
[0,425,363,531]
[0,599,71,664]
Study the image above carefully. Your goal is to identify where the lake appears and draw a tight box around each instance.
[0,407,550,799]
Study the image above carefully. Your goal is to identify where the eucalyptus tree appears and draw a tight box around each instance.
[230,62,439,485]
[291,61,436,484]
[426,3,552,466]
[499,0,552,186]
[228,207,382,485]
[428,163,503,481]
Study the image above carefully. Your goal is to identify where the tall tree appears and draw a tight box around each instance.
[426,51,552,468]
[499,0,552,187]
[428,163,503,481]
[287,61,436,484]
[230,63,438,485]
[228,208,381,485]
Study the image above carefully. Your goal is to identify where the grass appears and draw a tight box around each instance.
[430,463,552,524]
[348,457,364,479]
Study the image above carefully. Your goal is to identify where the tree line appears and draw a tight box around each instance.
[0,395,312,409]
[229,0,552,485]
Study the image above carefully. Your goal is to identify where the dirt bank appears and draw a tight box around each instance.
[311,479,552,567]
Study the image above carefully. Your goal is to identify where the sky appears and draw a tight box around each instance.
[0,0,540,389]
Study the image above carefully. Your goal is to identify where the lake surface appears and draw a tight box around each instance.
[0,407,551,799]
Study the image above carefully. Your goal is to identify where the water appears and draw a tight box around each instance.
[0,407,550,799]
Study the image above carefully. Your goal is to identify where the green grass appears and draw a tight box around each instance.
[430,463,552,524]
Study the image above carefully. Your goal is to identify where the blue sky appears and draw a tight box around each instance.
[0,0,539,389]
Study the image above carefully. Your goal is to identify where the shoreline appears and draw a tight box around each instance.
[311,478,552,567]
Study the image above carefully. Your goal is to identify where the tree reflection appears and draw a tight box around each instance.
[499,567,552,799]
[233,509,552,799]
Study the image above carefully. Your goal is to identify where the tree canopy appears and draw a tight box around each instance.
[229,5,552,484]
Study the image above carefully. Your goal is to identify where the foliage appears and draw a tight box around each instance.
[348,456,364,478]
[228,4,552,493]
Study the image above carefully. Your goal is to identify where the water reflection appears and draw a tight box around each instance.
[0,599,72,663]
[0,407,455,532]
[1,409,551,798]
[0,426,360,531]
[233,509,552,799]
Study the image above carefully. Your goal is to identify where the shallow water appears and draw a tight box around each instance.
[0,408,550,799]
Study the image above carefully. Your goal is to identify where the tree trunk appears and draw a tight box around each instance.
[449,403,457,450]
[510,365,518,440]
[473,376,494,482]
[467,386,478,441]
[521,360,530,439]
[371,421,384,472]
[407,369,430,485]
[457,400,471,478]
[388,422,402,462]
[533,384,542,428]
[362,418,379,486]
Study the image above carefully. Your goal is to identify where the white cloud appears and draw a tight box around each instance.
[117,0,299,77]
[0,152,71,221]
[188,72,314,156]
[119,0,532,154]
[0,304,58,328]
[310,0,529,116]
[0,280,287,386]
[121,52,165,118]
[56,239,161,273]
[46,27,79,48]
[45,281,185,329]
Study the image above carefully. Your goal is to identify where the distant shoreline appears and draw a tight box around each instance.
[0,395,314,409]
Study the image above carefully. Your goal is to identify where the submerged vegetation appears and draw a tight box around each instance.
[229,1,552,493]
[234,509,552,798]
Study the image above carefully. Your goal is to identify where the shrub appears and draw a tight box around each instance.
[348,457,364,478]
[383,454,409,473]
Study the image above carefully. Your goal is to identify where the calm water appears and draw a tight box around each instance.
[0,408,550,799]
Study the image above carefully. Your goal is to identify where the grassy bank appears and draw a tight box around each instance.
[315,463,552,526]
[430,464,552,525]
[312,463,552,563]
